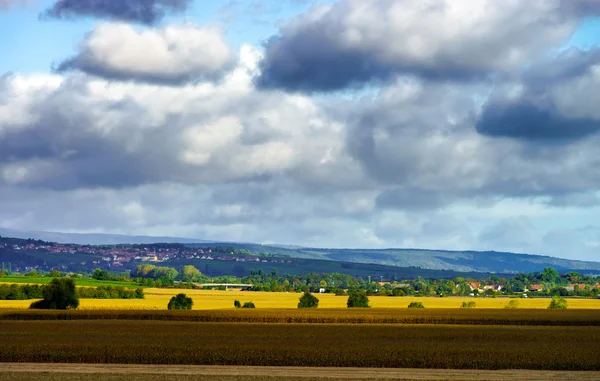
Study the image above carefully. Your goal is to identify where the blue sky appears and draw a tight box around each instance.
[0,0,599,261]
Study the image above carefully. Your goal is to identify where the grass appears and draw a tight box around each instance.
[2,290,600,310]
[0,276,138,288]
[0,320,599,370]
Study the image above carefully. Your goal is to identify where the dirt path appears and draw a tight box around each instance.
[1,363,599,380]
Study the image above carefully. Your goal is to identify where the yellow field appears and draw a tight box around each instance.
[2,289,600,310]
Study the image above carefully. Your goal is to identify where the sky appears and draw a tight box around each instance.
[0,0,600,261]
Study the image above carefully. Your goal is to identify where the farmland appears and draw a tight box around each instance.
[1,288,600,310]
[0,320,599,370]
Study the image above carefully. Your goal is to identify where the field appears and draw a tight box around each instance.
[0,320,599,370]
[1,288,600,310]
[0,276,137,288]
[1,365,599,381]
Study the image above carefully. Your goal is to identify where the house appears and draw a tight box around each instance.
[467,282,481,291]
[319,288,326,293]
[528,284,543,292]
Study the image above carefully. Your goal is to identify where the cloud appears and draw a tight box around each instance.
[55,23,235,85]
[256,0,600,92]
[0,47,351,191]
[0,0,30,9]
[477,49,600,142]
[42,0,191,25]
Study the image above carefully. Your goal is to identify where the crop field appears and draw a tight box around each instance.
[0,320,599,370]
[1,289,600,310]
[2,308,600,326]
[0,276,137,288]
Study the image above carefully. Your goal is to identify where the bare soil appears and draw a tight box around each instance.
[1,364,599,381]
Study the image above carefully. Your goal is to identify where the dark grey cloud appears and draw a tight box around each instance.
[256,0,600,92]
[42,0,191,25]
[477,49,600,142]
[54,23,235,85]
[476,102,600,142]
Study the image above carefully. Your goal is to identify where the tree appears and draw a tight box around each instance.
[234,300,241,308]
[505,299,520,309]
[167,293,193,310]
[49,269,61,278]
[181,265,202,282]
[548,296,568,309]
[347,291,370,308]
[30,278,79,310]
[0,270,6,277]
[242,301,256,308]
[298,292,319,308]
[92,268,110,281]
[541,268,560,283]
[408,301,425,308]
[461,301,476,308]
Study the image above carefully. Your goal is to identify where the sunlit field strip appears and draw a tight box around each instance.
[2,290,600,310]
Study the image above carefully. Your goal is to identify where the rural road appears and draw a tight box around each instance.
[1,363,599,380]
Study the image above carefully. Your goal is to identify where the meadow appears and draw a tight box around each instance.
[0,276,137,288]
[1,288,600,310]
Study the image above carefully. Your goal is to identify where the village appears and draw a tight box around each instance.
[0,239,293,272]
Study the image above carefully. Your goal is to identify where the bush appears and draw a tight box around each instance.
[505,299,520,309]
[298,292,319,309]
[167,293,194,310]
[408,302,425,309]
[30,278,79,310]
[234,300,241,308]
[242,301,256,308]
[548,296,568,309]
[49,269,61,278]
[347,291,370,308]
[461,301,477,308]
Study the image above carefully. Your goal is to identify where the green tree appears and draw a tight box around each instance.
[347,291,370,308]
[181,265,202,282]
[548,296,568,309]
[49,269,61,278]
[408,301,425,308]
[541,268,560,283]
[167,293,193,310]
[30,278,79,310]
[0,270,6,277]
[242,301,256,308]
[234,300,241,308]
[92,268,110,281]
[505,299,520,309]
[461,301,476,308]
[298,292,319,308]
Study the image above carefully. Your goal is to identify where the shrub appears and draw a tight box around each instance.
[242,301,256,308]
[408,302,425,309]
[30,278,79,310]
[461,301,477,308]
[548,296,568,309]
[505,299,520,309]
[298,292,319,309]
[49,269,61,278]
[167,293,193,310]
[234,300,241,308]
[0,270,6,277]
[347,291,370,308]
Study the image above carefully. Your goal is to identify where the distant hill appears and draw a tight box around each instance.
[0,228,215,246]
[2,228,600,274]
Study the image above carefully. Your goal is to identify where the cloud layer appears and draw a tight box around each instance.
[2,0,600,260]
[257,0,600,91]
[42,0,191,25]
[56,23,235,85]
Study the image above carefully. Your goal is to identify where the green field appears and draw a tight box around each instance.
[0,320,599,370]
[0,276,138,288]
